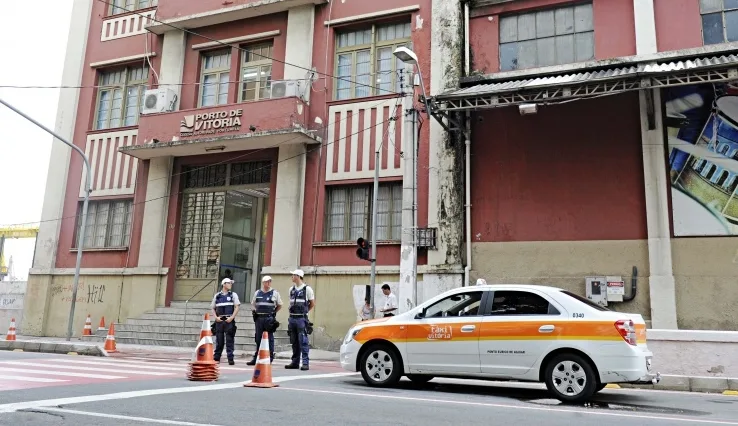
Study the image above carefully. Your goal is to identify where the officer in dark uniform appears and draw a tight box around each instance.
[210,278,241,365]
[285,269,315,371]
[247,275,282,365]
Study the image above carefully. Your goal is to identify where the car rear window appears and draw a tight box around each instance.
[560,290,610,312]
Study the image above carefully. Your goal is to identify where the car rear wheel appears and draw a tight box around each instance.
[544,353,597,403]
[407,374,434,384]
[359,344,402,387]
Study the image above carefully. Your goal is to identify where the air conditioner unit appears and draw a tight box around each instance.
[270,80,300,99]
[141,88,177,114]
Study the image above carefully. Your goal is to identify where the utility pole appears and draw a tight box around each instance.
[368,132,381,319]
[0,98,92,341]
[399,71,419,309]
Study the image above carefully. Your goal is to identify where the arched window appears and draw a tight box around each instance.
[705,164,717,180]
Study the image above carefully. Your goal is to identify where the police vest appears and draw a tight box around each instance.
[214,291,236,317]
[254,289,277,315]
[289,286,309,315]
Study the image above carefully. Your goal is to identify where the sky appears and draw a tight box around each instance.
[0,1,74,281]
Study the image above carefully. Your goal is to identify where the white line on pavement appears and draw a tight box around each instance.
[37,408,223,426]
[0,374,67,383]
[277,387,738,425]
[0,361,176,376]
[41,358,188,371]
[0,367,125,380]
[0,372,357,413]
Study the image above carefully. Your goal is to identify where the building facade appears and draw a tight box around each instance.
[24,0,738,349]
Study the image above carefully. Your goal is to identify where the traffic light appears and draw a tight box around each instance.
[356,237,370,261]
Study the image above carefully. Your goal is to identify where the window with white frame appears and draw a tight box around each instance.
[324,182,402,241]
[240,42,273,102]
[109,0,155,15]
[95,65,148,130]
[335,21,412,100]
[499,3,594,72]
[200,49,231,107]
[701,0,738,45]
[75,199,134,249]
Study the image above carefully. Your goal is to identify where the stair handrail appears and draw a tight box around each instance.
[182,278,217,335]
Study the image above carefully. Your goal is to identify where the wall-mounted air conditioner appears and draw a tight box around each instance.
[141,88,178,115]
[270,80,300,99]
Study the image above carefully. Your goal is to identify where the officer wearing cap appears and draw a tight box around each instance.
[285,269,315,371]
[247,275,282,365]
[210,277,240,365]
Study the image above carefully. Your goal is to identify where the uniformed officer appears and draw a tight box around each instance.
[210,278,240,365]
[247,275,282,365]
[285,269,315,371]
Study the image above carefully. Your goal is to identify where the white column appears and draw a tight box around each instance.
[633,0,658,55]
[284,5,315,102]
[137,157,173,269]
[32,0,93,272]
[270,144,306,269]
[399,73,416,310]
[640,90,678,329]
[159,30,187,109]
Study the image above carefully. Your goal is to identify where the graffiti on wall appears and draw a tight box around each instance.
[50,282,107,304]
[665,82,738,236]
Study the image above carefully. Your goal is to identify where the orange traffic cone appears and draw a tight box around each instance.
[104,322,117,353]
[83,314,93,336]
[6,318,16,341]
[98,316,106,331]
[187,313,219,381]
[244,331,278,388]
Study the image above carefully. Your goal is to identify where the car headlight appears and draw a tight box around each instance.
[344,327,362,344]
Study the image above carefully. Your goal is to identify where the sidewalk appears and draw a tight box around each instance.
[1,335,735,395]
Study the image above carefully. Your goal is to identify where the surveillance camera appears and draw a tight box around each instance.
[519,103,538,115]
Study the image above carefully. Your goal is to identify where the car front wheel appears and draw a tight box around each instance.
[544,353,597,403]
[359,344,402,387]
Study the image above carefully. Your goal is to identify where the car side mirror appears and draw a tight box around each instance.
[414,310,425,320]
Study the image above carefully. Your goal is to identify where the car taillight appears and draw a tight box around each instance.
[615,319,637,346]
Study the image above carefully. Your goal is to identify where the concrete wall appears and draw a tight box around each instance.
[648,330,738,378]
[0,281,26,333]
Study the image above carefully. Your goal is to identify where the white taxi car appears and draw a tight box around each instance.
[340,284,660,403]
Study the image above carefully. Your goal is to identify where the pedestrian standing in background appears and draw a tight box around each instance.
[379,284,397,317]
[285,269,315,371]
[361,298,372,321]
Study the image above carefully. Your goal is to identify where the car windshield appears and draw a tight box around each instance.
[559,290,610,312]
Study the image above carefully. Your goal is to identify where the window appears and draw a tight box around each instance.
[240,42,273,102]
[324,182,402,241]
[75,199,133,249]
[560,290,610,312]
[701,0,738,45]
[335,22,412,100]
[424,291,484,318]
[499,3,594,72]
[95,65,148,130]
[109,0,154,15]
[200,50,231,107]
[489,291,561,315]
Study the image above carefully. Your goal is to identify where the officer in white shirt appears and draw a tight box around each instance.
[379,284,397,317]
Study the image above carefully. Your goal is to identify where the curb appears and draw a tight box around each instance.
[0,340,106,357]
[612,374,738,395]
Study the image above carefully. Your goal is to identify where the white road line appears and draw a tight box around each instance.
[0,372,357,413]
[0,367,125,380]
[38,408,223,426]
[41,358,188,372]
[0,374,68,383]
[277,387,738,425]
[0,361,175,376]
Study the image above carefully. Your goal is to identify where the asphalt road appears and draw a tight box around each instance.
[0,351,737,425]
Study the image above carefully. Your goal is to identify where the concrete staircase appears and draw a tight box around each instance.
[84,301,290,353]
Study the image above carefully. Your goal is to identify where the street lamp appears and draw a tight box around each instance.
[393,47,430,309]
[0,98,91,342]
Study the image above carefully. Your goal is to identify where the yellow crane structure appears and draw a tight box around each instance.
[0,225,39,281]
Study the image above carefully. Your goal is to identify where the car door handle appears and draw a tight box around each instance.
[460,325,476,332]
[538,325,555,333]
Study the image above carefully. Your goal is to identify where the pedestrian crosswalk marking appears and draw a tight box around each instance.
[0,361,175,376]
[0,374,68,383]
[0,367,125,380]
[50,358,186,372]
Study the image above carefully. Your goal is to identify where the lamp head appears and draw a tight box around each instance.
[393,46,418,65]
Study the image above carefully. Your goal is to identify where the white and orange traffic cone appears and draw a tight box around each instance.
[244,331,278,388]
[103,322,117,353]
[98,316,106,332]
[187,313,219,381]
[82,314,93,336]
[6,318,16,341]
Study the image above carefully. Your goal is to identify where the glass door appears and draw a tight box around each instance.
[219,190,257,301]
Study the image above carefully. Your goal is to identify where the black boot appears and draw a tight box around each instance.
[246,358,256,366]
[285,364,299,369]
